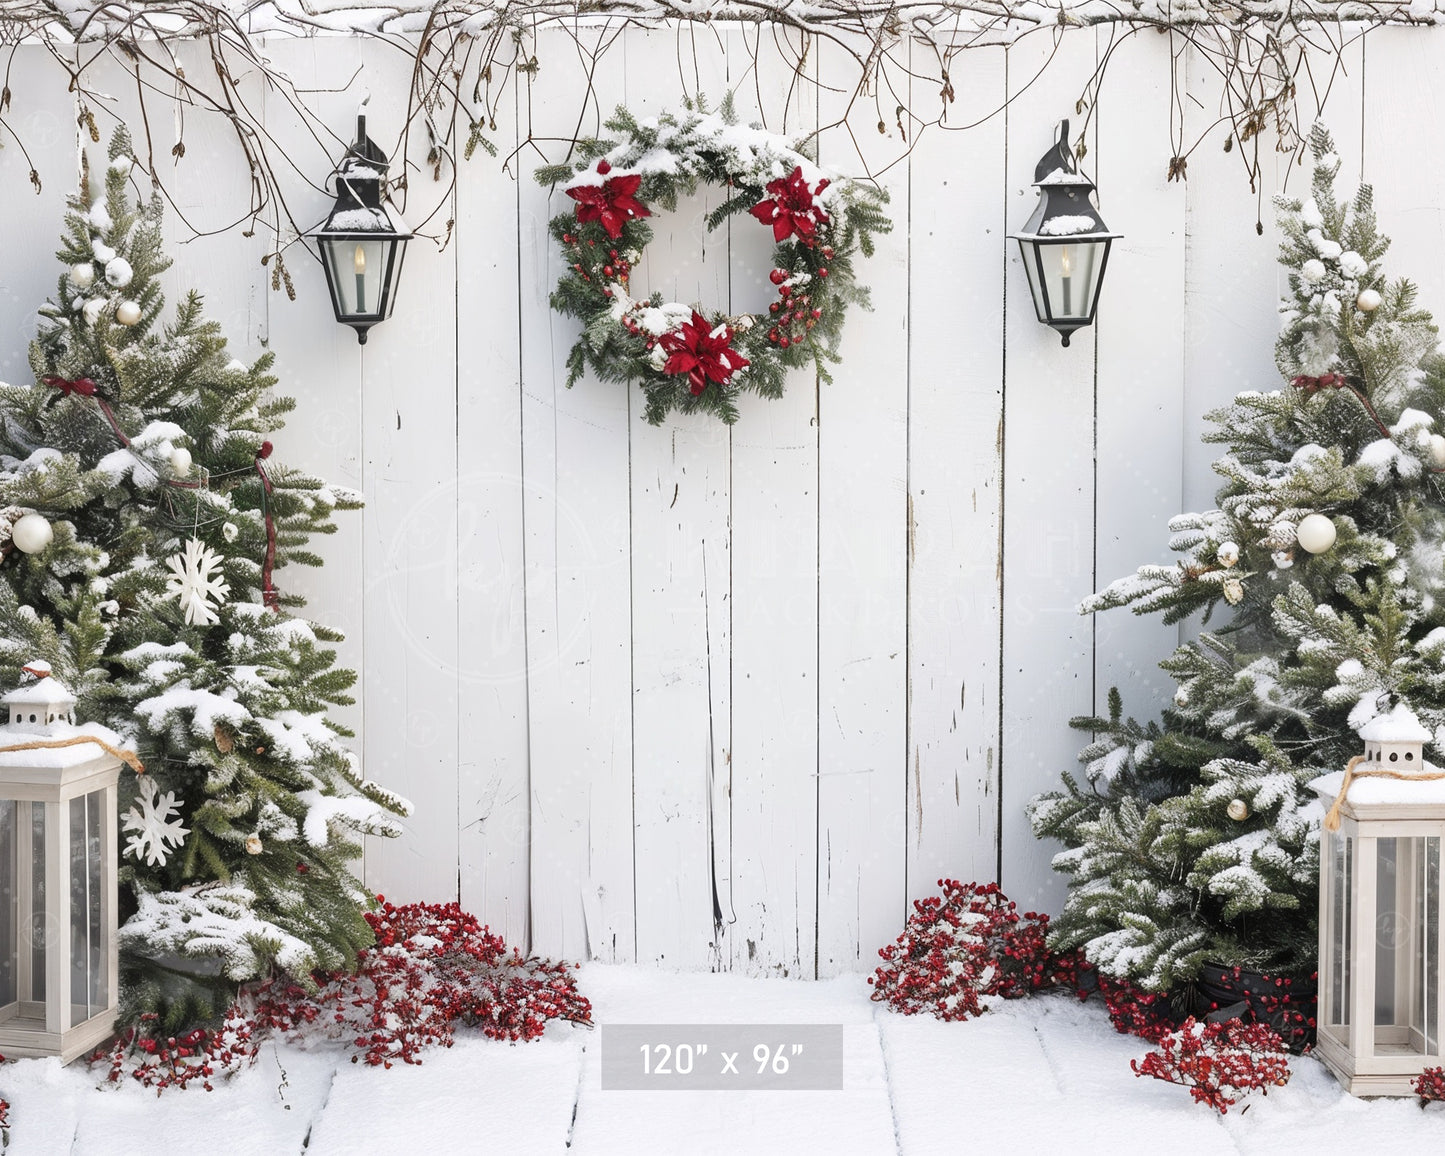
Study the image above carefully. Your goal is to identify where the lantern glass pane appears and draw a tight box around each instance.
[69,791,106,1025]
[1373,836,1439,1057]
[88,790,104,1014]
[29,802,43,1004]
[1036,241,1104,322]
[69,795,84,1025]
[1328,832,1352,1035]
[0,800,13,1008]
[324,238,390,319]
[1419,836,1440,1054]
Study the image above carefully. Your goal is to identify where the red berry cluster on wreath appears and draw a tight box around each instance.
[1415,1065,1445,1105]
[766,261,828,350]
[869,879,1083,1020]
[1131,1017,1291,1114]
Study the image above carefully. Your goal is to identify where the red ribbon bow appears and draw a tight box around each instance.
[565,159,651,241]
[1291,373,1347,394]
[749,166,831,245]
[659,311,750,396]
[42,375,98,397]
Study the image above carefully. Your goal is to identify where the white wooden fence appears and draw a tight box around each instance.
[0,23,1439,976]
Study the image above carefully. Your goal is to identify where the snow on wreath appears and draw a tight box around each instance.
[536,96,891,426]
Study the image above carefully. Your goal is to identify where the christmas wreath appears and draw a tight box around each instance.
[536,98,891,425]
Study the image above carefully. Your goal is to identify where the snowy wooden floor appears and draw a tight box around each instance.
[2,965,1442,1154]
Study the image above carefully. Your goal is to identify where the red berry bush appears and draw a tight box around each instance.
[869,880,1083,1020]
[255,899,593,1067]
[93,900,591,1088]
[1415,1066,1445,1106]
[1096,974,1177,1043]
[1131,1017,1291,1114]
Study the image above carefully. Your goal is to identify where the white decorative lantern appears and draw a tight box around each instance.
[0,667,122,1061]
[1312,704,1443,1096]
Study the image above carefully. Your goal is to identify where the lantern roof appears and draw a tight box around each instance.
[2,672,76,707]
[1358,703,1432,744]
[1312,768,1445,814]
[0,720,127,771]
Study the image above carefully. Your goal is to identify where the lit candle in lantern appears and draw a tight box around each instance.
[354,245,367,313]
[1060,245,1073,315]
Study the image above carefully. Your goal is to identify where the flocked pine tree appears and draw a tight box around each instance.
[1029,124,1445,993]
[0,127,409,1025]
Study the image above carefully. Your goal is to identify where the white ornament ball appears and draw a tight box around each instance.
[1357,288,1383,313]
[169,446,193,476]
[1431,434,1445,470]
[115,300,142,327]
[1296,512,1337,554]
[90,241,116,265]
[1226,798,1250,822]
[104,257,133,288]
[1217,541,1240,568]
[222,522,239,543]
[1300,259,1326,283]
[10,513,53,555]
[69,263,96,289]
[245,834,263,856]
[82,298,107,327]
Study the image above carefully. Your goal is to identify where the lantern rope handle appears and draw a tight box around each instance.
[1322,753,1445,831]
[0,734,144,774]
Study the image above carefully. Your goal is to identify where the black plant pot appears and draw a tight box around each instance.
[1194,962,1317,1052]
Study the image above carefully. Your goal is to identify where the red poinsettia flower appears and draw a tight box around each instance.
[660,311,750,396]
[565,158,651,240]
[749,166,831,244]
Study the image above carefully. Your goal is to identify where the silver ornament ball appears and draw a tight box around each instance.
[69,263,96,289]
[115,300,142,326]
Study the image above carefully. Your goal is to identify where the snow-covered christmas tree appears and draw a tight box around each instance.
[1030,123,1445,993]
[1,127,409,1025]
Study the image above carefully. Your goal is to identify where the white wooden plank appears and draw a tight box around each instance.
[351,37,460,902]
[999,31,1101,913]
[904,46,1008,902]
[725,25,820,976]
[1091,38,1188,721]
[0,47,78,384]
[813,35,909,976]
[455,47,529,944]
[258,35,369,827]
[519,19,636,962]
[1362,29,1445,314]
[626,27,734,970]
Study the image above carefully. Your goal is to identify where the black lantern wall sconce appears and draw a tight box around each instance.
[1009,119,1120,347]
[310,109,413,344]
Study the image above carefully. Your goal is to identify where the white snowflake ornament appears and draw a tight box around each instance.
[122,776,189,867]
[165,537,230,625]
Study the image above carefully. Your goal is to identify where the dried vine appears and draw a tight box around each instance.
[0,0,1437,277]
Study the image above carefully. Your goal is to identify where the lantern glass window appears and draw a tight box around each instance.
[69,790,106,1026]
[1369,835,1440,1058]
[1019,238,1109,325]
[318,236,407,326]
[1324,828,1354,1044]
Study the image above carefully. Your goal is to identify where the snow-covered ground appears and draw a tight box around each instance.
[2,965,1442,1154]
